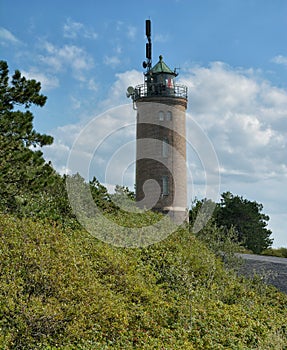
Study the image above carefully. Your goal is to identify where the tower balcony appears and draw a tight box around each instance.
[133,82,188,101]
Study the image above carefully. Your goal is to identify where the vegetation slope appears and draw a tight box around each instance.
[0,214,286,349]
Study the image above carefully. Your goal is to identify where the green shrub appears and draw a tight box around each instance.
[262,247,287,258]
[0,214,286,349]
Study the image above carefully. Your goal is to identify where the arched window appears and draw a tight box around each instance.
[159,111,164,121]
[162,176,169,195]
[162,138,169,158]
[166,111,172,121]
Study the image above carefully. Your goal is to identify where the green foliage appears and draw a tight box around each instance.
[89,176,115,213]
[0,214,286,349]
[14,173,78,228]
[214,192,273,253]
[261,247,287,258]
[0,60,54,214]
[190,194,274,254]
[189,198,245,269]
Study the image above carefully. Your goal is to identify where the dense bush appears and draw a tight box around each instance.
[0,214,286,349]
[262,247,287,258]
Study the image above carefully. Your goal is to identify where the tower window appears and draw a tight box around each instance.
[162,176,169,196]
[162,138,169,158]
[166,111,172,121]
[159,111,172,121]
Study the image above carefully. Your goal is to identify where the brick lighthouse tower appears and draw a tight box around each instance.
[127,20,188,222]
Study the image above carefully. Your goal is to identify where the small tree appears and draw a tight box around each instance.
[214,192,273,254]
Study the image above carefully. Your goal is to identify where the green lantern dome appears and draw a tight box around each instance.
[148,55,177,76]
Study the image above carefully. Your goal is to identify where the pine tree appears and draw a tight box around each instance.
[214,192,273,253]
[0,60,54,212]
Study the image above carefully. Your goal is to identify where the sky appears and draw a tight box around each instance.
[1,0,287,247]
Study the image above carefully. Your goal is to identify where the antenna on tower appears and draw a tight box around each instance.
[143,19,152,70]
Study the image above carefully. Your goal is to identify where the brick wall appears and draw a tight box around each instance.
[135,98,188,222]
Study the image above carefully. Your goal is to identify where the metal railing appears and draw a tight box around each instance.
[133,83,188,100]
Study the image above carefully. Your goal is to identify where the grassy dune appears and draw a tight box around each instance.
[0,214,286,349]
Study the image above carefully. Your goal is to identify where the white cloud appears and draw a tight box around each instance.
[63,19,83,39]
[181,62,259,115]
[44,141,71,176]
[115,21,124,31]
[114,45,122,55]
[22,69,59,91]
[103,55,121,68]
[100,69,143,109]
[39,42,94,80]
[127,25,137,40]
[70,96,81,109]
[87,78,98,92]
[181,62,287,184]
[0,27,20,45]
[63,18,98,40]
[154,33,170,43]
[272,55,287,66]
[43,124,81,172]
[261,84,287,106]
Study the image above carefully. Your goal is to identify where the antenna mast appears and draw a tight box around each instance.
[143,19,152,71]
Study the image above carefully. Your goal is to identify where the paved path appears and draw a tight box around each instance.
[237,253,287,294]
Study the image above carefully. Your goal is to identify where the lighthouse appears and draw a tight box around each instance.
[127,20,188,223]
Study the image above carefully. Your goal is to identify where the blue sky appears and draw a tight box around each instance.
[1,0,287,247]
